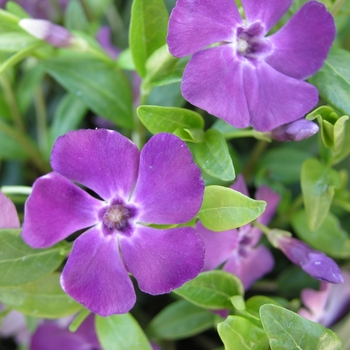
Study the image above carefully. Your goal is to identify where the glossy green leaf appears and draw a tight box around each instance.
[218,316,269,350]
[129,0,168,77]
[301,158,341,230]
[0,32,39,52]
[173,270,243,309]
[260,304,343,350]
[173,128,204,143]
[96,313,152,350]
[148,299,216,340]
[0,273,82,318]
[43,56,133,129]
[0,229,69,287]
[199,186,266,231]
[137,105,204,134]
[310,47,350,116]
[291,210,350,258]
[190,129,235,181]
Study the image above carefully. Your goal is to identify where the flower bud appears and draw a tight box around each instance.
[19,19,74,48]
[270,119,319,142]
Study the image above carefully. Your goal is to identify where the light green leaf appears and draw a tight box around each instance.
[96,313,152,350]
[310,47,350,116]
[43,56,133,129]
[0,229,69,287]
[0,273,82,318]
[301,158,341,230]
[218,316,269,350]
[0,32,39,52]
[137,105,204,134]
[174,270,243,309]
[260,304,343,350]
[189,129,235,181]
[199,186,266,231]
[148,299,216,340]
[173,128,204,143]
[129,0,168,77]
[291,210,350,258]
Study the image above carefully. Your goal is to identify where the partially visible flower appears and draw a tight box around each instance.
[298,271,350,327]
[19,19,75,48]
[167,0,335,131]
[196,175,279,289]
[30,315,101,350]
[96,26,120,59]
[22,129,205,316]
[273,233,344,284]
[0,190,20,229]
[270,119,319,142]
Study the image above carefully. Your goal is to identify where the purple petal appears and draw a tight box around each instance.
[182,45,251,129]
[270,119,319,142]
[0,191,20,229]
[61,227,136,316]
[120,226,204,294]
[167,0,242,57]
[223,244,274,289]
[266,1,335,79]
[255,185,280,225]
[244,61,319,131]
[230,174,249,196]
[132,133,204,224]
[241,0,292,32]
[51,129,140,201]
[97,26,120,59]
[22,172,103,248]
[195,221,239,271]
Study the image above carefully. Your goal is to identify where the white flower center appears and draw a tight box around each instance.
[103,204,131,230]
[237,38,249,53]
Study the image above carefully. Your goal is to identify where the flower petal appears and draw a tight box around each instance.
[0,191,20,229]
[244,61,319,131]
[61,226,136,316]
[230,174,249,196]
[120,226,204,294]
[167,0,242,57]
[132,133,204,224]
[22,172,102,248]
[51,129,139,201]
[196,221,239,271]
[182,45,251,129]
[266,1,335,79]
[223,245,274,289]
[241,0,292,33]
[255,185,280,225]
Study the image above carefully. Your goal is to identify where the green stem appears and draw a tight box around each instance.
[34,86,48,153]
[253,221,270,235]
[1,186,32,196]
[0,75,25,131]
[331,0,346,15]
[242,140,269,181]
[132,92,148,149]
[0,120,50,174]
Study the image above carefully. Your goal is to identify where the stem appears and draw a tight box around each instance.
[331,0,346,15]
[132,92,148,149]
[242,140,269,181]
[1,186,32,196]
[271,194,304,227]
[34,86,48,153]
[0,75,25,131]
[253,221,270,235]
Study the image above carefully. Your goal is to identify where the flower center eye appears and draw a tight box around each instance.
[103,204,131,230]
[237,38,249,53]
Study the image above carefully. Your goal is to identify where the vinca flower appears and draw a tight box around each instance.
[196,175,279,289]
[167,0,335,131]
[22,129,205,316]
[0,191,20,229]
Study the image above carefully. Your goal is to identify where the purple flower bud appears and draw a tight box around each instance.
[270,119,319,142]
[19,19,74,48]
[276,235,343,284]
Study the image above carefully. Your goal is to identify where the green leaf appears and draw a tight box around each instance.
[129,0,168,77]
[189,129,235,181]
[137,105,204,134]
[301,158,342,230]
[310,47,350,116]
[173,128,204,143]
[96,313,152,350]
[43,56,133,129]
[64,0,89,32]
[148,299,216,340]
[173,270,243,310]
[260,304,343,350]
[199,186,266,231]
[0,229,69,287]
[218,316,269,350]
[0,128,28,160]
[291,210,350,258]
[0,273,82,318]
[0,32,39,52]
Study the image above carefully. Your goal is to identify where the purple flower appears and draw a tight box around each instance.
[270,119,319,142]
[167,0,335,131]
[298,271,350,327]
[22,129,205,316]
[275,234,344,284]
[96,26,121,60]
[0,191,20,229]
[196,175,279,289]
